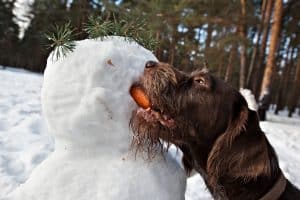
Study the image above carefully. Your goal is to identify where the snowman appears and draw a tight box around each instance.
[10,37,186,200]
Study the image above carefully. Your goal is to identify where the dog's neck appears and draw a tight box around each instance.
[185,125,283,200]
[211,169,281,200]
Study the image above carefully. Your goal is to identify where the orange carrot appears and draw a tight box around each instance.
[130,86,151,109]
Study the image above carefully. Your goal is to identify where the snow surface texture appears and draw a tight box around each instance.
[0,68,54,198]
[1,44,300,200]
[8,37,186,200]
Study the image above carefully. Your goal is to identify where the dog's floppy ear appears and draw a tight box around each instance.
[207,92,272,187]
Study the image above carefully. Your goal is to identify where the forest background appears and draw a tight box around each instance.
[1,0,299,116]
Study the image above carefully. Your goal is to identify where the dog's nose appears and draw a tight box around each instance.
[145,61,158,68]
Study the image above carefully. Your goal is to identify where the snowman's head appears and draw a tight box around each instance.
[42,37,157,148]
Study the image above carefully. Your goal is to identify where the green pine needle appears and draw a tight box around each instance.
[84,16,115,39]
[45,13,158,61]
[45,22,76,61]
[84,13,158,51]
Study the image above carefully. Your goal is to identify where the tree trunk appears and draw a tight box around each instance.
[259,0,283,99]
[247,0,267,86]
[275,46,293,114]
[168,24,178,65]
[205,23,212,55]
[251,0,274,97]
[169,37,175,65]
[238,0,247,89]
[288,52,300,117]
[155,31,163,61]
[225,45,237,82]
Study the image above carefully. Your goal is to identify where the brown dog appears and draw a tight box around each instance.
[130,61,300,200]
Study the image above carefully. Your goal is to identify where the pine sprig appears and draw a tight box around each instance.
[45,22,76,61]
[84,13,158,51]
[84,16,115,38]
[45,13,158,60]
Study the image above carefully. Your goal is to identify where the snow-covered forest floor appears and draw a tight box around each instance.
[0,67,299,200]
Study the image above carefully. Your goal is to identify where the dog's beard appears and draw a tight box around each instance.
[129,66,181,158]
[130,111,165,158]
[129,95,177,158]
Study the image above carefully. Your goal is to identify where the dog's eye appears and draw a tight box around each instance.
[194,77,206,86]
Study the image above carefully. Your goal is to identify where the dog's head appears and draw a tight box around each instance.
[130,61,275,185]
[130,61,247,148]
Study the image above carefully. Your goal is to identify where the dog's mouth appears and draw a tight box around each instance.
[130,85,175,128]
[136,107,175,128]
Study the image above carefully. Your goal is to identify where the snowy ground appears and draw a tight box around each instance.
[0,67,299,200]
[0,68,54,199]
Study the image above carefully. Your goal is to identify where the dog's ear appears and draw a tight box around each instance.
[207,92,272,187]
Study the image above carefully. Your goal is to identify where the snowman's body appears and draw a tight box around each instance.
[11,37,186,200]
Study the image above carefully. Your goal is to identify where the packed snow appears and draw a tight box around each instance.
[239,88,258,111]
[0,37,299,200]
[3,37,186,200]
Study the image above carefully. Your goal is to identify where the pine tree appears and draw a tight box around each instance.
[258,0,283,120]
[19,0,69,71]
[0,0,19,67]
[250,0,274,98]
[69,0,96,39]
[238,0,247,89]
[288,53,300,117]
[1,0,298,114]
[247,0,266,87]
[260,0,283,99]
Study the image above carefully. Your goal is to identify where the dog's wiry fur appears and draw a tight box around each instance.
[130,62,300,200]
